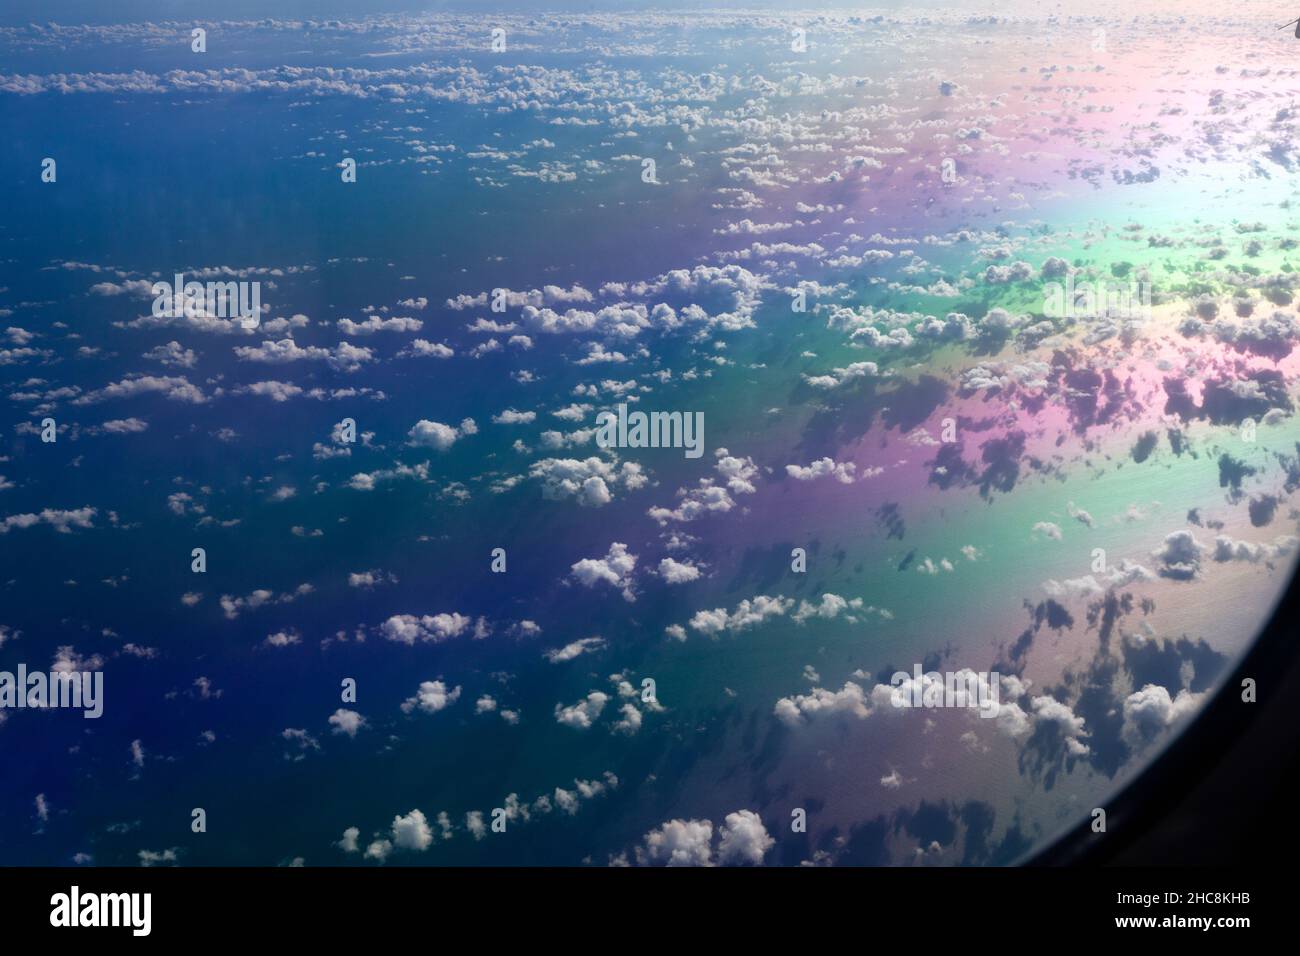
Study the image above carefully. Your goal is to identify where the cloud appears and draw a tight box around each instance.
[236,381,303,402]
[1121,684,1202,751]
[1043,559,1154,598]
[774,681,871,726]
[611,702,643,736]
[657,557,701,583]
[1212,534,1298,564]
[716,810,774,866]
[687,595,793,637]
[347,461,431,491]
[1152,530,1204,580]
[73,375,205,405]
[98,418,149,434]
[407,418,476,451]
[348,569,398,588]
[1067,501,1095,528]
[401,680,462,715]
[544,637,606,663]
[264,630,301,648]
[233,338,373,372]
[790,593,875,623]
[399,339,455,359]
[380,613,476,644]
[634,819,714,867]
[1030,695,1090,755]
[337,316,422,335]
[803,361,879,390]
[143,341,197,368]
[1032,521,1063,541]
[390,809,434,851]
[554,691,609,730]
[329,708,367,738]
[337,827,361,853]
[646,480,737,524]
[570,542,638,600]
[138,848,180,867]
[916,557,954,575]
[644,450,760,525]
[0,507,97,534]
[785,457,858,483]
[530,456,647,506]
[219,584,313,620]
